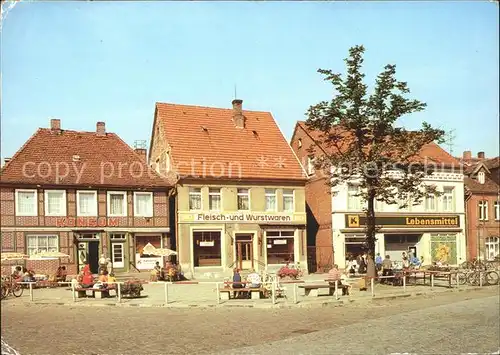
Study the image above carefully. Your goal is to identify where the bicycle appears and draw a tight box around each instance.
[466,270,499,286]
[0,277,24,299]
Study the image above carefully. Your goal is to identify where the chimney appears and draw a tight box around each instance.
[135,148,147,162]
[232,99,245,129]
[478,151,485,160]
[463,151,472,160]
[96,122,106,136]
[50,119,61,131]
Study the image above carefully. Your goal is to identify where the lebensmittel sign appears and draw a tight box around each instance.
[345,214,460,228]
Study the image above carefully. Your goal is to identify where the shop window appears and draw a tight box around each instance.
[134,192,153,217]
[430,234,457,265]
[479,201,488,221]
[15,189,38,216]
[44,190,66,216]
[485,237,499,261]
[265,189,277,211]
[442,187,454,212]
[266,230,295,264]
[27,235,58,256]
[347,184,360,210]
[189,188,202,210]
[193,231,221,267]
[237,188,250,210]
[107,191,127,216]
[283,189,294,212]
[209,188,221,211]
[77,190,98,216]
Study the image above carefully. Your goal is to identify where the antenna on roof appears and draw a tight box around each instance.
[443,129,456,155]
[134,140,147,149]
[234,84,237,100]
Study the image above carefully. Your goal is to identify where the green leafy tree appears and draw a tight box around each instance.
[306,45,446,258]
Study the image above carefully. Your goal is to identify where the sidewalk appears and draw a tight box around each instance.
[2,277,489,309]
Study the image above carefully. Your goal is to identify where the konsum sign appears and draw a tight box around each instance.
[56,217,120,228]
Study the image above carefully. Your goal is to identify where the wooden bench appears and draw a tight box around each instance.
[75,285,116,299]
[220,287,267,300]
[299,283,349,297]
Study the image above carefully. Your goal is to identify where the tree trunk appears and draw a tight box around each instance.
[365,187,377,258]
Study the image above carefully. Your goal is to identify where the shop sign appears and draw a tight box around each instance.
[199,241,215,247]
[273,239,287,245]
[195,213,293,223]
[345,215,460,228]
[56,217,119,228]
[135,255,163,270]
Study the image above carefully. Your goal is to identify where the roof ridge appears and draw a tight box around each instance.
[155,102,270,114]
[38,127,117,136]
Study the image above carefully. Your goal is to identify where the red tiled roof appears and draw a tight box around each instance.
[0,128,174,188]
[460,157,500,194]
[296,121,460,166]
[154,102,306,181]
[464,176,499,194]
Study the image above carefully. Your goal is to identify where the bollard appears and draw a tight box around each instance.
[334,280,339,300]
[403,275,406,293]
[29,282,33,302]
[71,281,76,302]
[117,283,121,303]
[272,281,276,305]
[371,278,375,298]
[216,282,220,304]
[293,283,298,304]
[456,273,460,289]
[164,282,169,305]
[479,270,483,287]
[431,274,434,289]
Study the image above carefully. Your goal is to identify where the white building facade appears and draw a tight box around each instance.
[331,170,466,268]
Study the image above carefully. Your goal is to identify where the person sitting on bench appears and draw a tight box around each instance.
[81,262,94,288]
[381,255,393,283]
[246,269,261,288]
[232,268,244,298]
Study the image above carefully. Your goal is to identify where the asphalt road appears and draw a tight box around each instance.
[2,288,499,355]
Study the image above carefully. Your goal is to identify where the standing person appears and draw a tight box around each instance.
[375,253,383,272]
[98,254,107,273]
[347,257,357,275]
[381,255,393,283]
[402,252,410,269]
[106,257,113,274]
[357,254,367,274]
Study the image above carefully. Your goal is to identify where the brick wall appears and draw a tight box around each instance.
[466,194,500,259]
[0,187,170,228]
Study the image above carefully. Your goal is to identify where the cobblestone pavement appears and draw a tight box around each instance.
[1,287,498,355]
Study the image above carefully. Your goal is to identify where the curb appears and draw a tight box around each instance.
[5,286,489,310]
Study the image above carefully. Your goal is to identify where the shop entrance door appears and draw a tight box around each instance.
[76,233,100,274]
[235,234,253,270]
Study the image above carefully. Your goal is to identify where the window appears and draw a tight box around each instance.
[266,230,295,264]
[237,188,250,210]
[297,138,302,148]
[479,201,488,221]
[265,189,277,211]
[44,190,66,216]
[15,189,37,216]
[189,188,202,210]
[209,188,221,211]
[425,194,436,211]
[283,189,294,212]
[307,157,315,175]
[485,237,500,261]
[442,187,454,212]
[107,191,127,217]
[478,171,485,184]
[495,201,499,221]
[193,231,221,267]
[27,235,58,256]
[77,191,98,216]
[134,192,153,217]
[347,184,361,210]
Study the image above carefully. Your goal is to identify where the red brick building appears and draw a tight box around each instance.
[459,151,500,260]
[1,119,174,276]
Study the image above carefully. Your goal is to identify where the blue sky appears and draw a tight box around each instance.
[1,1,499,162]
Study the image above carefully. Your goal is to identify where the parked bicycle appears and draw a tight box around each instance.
[1,277,24,299]
[465,270,499,286]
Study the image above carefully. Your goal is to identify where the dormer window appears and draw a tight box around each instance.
[478,171,485,184]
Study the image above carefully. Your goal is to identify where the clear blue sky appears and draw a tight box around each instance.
[1,1,499,162]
